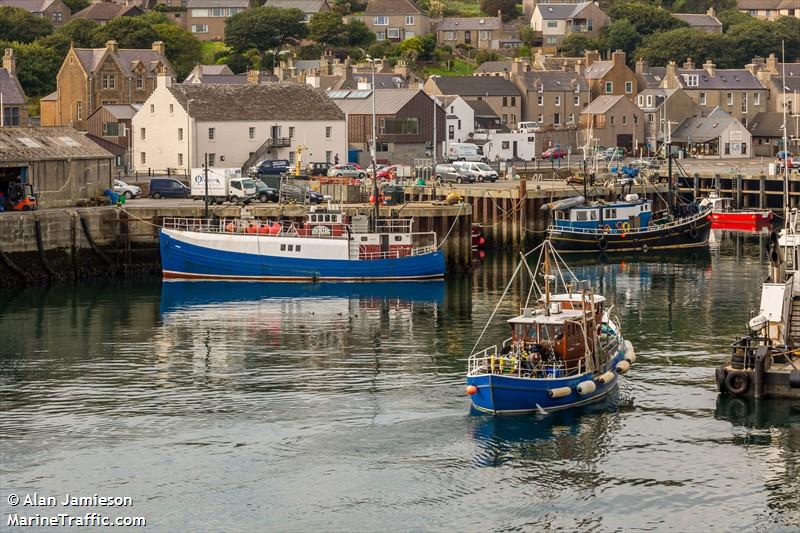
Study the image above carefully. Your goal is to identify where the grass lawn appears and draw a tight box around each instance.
[200,41,230,64]
[444,0,482,17]
[423,58,475,76]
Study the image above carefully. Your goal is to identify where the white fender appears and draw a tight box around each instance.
[548,386,572,399]
[576,380,596,395]
[624,340,636,364]
[596,371,616,384]
[616,360,631,374]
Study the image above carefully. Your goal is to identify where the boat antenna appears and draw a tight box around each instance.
[544,242,551,315]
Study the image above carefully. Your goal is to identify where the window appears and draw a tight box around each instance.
[208,127,215,140]
[76,101,82,120]
[376,31,386,41]
[610,116,615,125]
[289,151,294,164]
[405,30,414,39]
[326,126,332,138]
[135,74,144,90]
[376,142,389,152]
[625,81,633,94]
[296,245,301,252]
[405,15,414,25]
[479,30,490,40]
[633,114,638,124]
[546,36,557,44]
[448,125,454,139]
[178,128,183,141]
[546,21,557,28]
[140,152,146,165]
[101,73,115,90]
[387,28,400,39]
[537,113,543,123]
[289,126,295,139]
[374,16,388,25]
[638,95,644,107]
[553,113,560,125]
[754,92,760,105]
[511,96,516,106]
[102,122,121,136]
[326,151,332,163]
[379,117,419,135]
[178,153,183,166]
[574,95,580,106]
[646,95,653,107]
[605,208,617,218]
[502,96,508,106]
[554,96,560,106]
[52,11,62,21]
[207,153,215,166]
[699,92,706,105]
[741,92,747,113]
[280,244,286,251]
[169,104,173,114]
[502,114,507,124]
[3,107,20,126]
[249,127,255,139]
[605,82,613,94]
[726,92,733,106]
[150,104,155,113]
[569,114,575,123]
[684,74,699,87]
[511,114,516,124]
[444,31,455,40]
[191,24,208,33]
[724,142,730,155]
[622,115,627,125]
[140,127,146,140]
[576,210,588,221]
[537,95,543,106]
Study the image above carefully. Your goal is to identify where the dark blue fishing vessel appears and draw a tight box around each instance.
[466,241,635,414]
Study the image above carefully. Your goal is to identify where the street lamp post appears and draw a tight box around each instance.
[431,75,439,166]
[367,55,379,231]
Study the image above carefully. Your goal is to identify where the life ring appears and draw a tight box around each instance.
[642,243,649,253]
[622,222,630,232]
[602,225,611,234]
[616,221,623,230]
[689,225,699,240]
[597,237,608,251]
[724,370,750,395]
[225,223,235,232]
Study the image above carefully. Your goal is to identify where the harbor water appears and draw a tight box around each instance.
[1,231,798,531]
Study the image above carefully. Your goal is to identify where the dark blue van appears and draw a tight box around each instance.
[149,178,191,199]
[256,159,290,177]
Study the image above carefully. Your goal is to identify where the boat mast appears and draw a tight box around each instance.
[666,117,673,211]
[782,40,789,217]
[368,56,379,232]
[544,244,551,315]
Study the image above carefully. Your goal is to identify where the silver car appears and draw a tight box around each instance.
[113,179,141,199]
[327,165,366,179]
[434,163,473,184]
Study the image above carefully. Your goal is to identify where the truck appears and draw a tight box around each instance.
[190,167,257,204]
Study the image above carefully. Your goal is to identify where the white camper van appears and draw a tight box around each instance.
[447,143,486,162]
[191,167,257,204]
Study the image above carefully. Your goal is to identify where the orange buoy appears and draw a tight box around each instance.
[225,223,235,232]
[466,385,478,395]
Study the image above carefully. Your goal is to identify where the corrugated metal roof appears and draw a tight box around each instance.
[0,126,113,162]
[671,107,746,143]
[327,88,420,115]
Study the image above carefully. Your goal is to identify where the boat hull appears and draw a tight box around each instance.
[549,213,712,253]
[467,351,627,414]
[711,211,773,225]
[160,229,446,281]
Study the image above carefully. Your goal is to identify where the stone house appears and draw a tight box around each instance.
[86,103,140,170]
[360,0,430,42]
[182,0,249,41]
[40,41,173,131]
[672,7,722,33]
[133,76,346,172]
[749,111,800,157]
[72,0,144,24]
[580,94,644,152]
[424,75,522,130]
[737,0,800,20]
[530,1,609,48]
[671,107,752,158]
[635,88,700,151]
[0,49,28,127]
[264,0,331,22]
[583,50,637,101]
[0,0,71,25]
[659,58,769,128]
[750,53,800,115]
[436,16,503,50]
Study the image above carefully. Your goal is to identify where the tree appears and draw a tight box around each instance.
[669,0,735,12]
[519,26,538,48]
[344,19,375,48]
[152,23,202,80]
[724,18,800,66]
[716,8,752,31]
[0,40,62,97]
[634,27,729,66]
[606,2,687,35]
[559,34,601,57]
[62,0,90,14]
[224,7,307,63]
[38,18,98,56]
[601,19,640,57]
[91,15,160,49]
[308,11,346,47]
[0,7,53,43]
[478,0,517,21]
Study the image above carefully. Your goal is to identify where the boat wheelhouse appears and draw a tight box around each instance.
[552,194,653,233]
[159,205,445,282]
[465,241,635,414]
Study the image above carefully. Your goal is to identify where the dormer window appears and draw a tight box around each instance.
[683,74,699,87]
[646,95,653,107]
[537,83,543,93]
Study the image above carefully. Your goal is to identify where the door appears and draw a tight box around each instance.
[465,31,471,44]
[616,134,633,152]
[513,141,518,159]
[380,234,389,255]
[271,125,281,141]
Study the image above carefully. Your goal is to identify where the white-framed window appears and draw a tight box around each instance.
[325,126,332,138]
[444,31,455,40]
[554,113,561,125]
[387,28,400,39]
[53,11,62,21]
[699,92,706,105]
[574,95,580,106]
[140,127,146,140]
[249,127,255,139]
[289,126,295,139]
[101,74,115,90]
[326,151,332,163]
[683,74,699,87]
[289,151,295,164]
[479,30,490,40]
[376,31,386,41]
[405,15,414,25]
[374,16,388,25]
[207,153,215,166]
[140,152,146,165]
[625,81,633,94]
[605,82,613,94]
[135,74,144,90]
[537,113,543,122]
[726,92,733,106]
[546,21,557,28]
[554,96,561,106]
[546,36,557,44]
[569,113,575,123]
[150,104,155,113]
[208,127,215,140]
[646,95,653,107]
[753,92,760,105]
[178,153,183,166]
[537,95,543,106]
[178,128,183,141]
[191,24,209,33]
[638,95,644,107]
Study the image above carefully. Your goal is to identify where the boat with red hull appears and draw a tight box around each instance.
[702,195,774,228]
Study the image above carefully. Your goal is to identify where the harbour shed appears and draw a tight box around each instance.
[0,126,114,208]
[670,107,752,158]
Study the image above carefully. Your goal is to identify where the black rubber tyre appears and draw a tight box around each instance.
[124,191,133,199]
[259,193,268,203]
[457,176,463,184]
[715,366,727,393]
[689,226,699,240]
[725,370,750,395]
[152,192,161,199]
[358,173,365,178]
[597,238,608,251]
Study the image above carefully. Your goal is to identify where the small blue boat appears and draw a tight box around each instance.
[466,241,636,414]
[159,205,445,282]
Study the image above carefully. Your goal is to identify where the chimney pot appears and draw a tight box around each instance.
[683,57,694,70]
[3,48,15,76]
[247,69,262,84]
[152,41,165,56]
[106,40,118,53]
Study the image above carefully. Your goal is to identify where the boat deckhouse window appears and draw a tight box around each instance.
[395,235,402,241]
[288,245,294,251]
[296,245,301,252]
[280,244,286,251]
[576,210,588,221]
[361,236,368,242]
[605,208,617,218]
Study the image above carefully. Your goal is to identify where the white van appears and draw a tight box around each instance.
[517,121,541,133]
[453,161,498,182]
[447,143,486,162]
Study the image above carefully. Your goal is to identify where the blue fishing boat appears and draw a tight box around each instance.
[159,205,445,282]
[466,241,636,414]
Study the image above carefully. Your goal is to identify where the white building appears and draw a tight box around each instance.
[442,95,474,150]
[132,75,346,172]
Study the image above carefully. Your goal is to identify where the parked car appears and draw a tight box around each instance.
[282,183,324,204]
[630,158,660,169]
[113,179,141,199]
[306,162,332,177]
[434,163,473,184]
[376,164,413,180]
[254,180,279,202]
[327,164,366,179]
[541,147,567,160]
[777,150,793,160]
[777,157,800,171]
[149,177,190,199]
[256,159,291,177]
[603,147,626,161]
[453,161,498,182]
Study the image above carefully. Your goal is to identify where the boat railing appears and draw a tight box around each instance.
[410,244,436,256]
[548,207,711,236]
[729,335,773,369]
[468,346,584,379]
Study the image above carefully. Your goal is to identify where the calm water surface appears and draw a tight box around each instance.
[1,231,799,532]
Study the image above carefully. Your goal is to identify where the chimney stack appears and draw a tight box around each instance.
[745,63,758,76]
[247,69,262,85]
[585,50,600,67]
[635,58,647,75]
[106,40,118,54]
[703,59,716,77]
[766,53,778,74]
[511,56,530,77]
[574,59,584,75]
[612,49,625,66]
[683,57,694,70]
[156,65,172,88]
[707,6,715,17]
[666,61,678,83]
[3,48,15,76]
[152,41,165,56]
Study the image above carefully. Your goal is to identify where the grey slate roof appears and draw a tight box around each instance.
[327,88,420,115]
[581,94,625,114]
[749,112,800,138]
[431,76,520,96]
[676,68,765,90]
[0,126,113,162]
[184,0,248,7]
[73,2,142,21]
[584,61,613,80]
[438,16,501,31]
[737,0,796,8]
[0,68,26,105]
[365,0,421,15]
[169,83,344,121]
[0,0,56,12]
[340,72,408,89]
[636,88,676,110]
[672,13,721,28]
[98,103,141,120]
[474,61,512,74]
[535,2,592,19]
[519,70,588,92]
[466,99,498,117]
[265,0,328,11]
[295,60,321,71]
[671,107,744,143]
[73,46,171,77]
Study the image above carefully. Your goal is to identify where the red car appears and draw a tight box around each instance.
[541,147,567,159]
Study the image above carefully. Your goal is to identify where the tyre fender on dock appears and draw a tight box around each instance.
[725,370,750,395]
[615,360,631,374]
